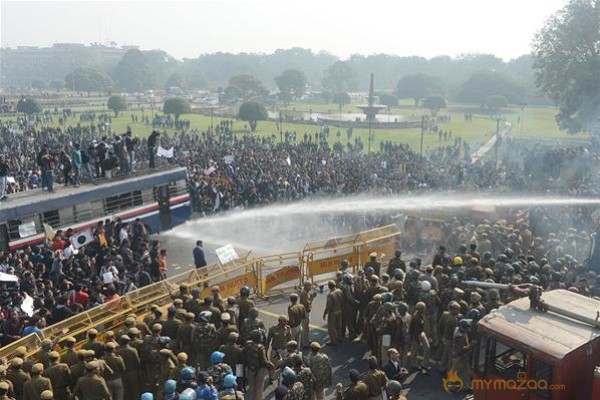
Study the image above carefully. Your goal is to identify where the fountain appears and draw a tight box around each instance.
[356,73,387,125]
[356,73,387,152]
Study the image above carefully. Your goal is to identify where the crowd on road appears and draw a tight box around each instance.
[1,208,599,400]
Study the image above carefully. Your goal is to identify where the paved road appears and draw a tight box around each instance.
[157,228,466,400]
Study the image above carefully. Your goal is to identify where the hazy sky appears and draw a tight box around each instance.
[1,0,567,60]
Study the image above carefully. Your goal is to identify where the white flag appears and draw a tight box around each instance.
[157,146,174,158]
[223,155,235,164]
[286,156,291,166]
[71,229,94,249]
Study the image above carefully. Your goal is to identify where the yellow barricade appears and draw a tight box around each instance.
[0,224,400,359]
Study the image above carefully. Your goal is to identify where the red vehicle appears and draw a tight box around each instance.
[471,289,600,400]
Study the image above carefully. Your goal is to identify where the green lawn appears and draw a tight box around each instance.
[1,99,587,154]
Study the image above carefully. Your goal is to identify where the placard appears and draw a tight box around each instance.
[215,244,239,265]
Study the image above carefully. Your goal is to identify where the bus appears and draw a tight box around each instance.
[0,167,191,250]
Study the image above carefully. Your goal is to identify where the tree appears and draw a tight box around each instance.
[532,0,600,132]
[222,74,269,103]
[456,70,525,104]
[486,95,509,113]
[107,95,128,116]
[49,80,64,91]
[239,101,268,131]
[163,97,191,119]
[422,95,447,116]
[17,98,41,115]
[378,93,398,107]
[322,61,357,110]
[165,72,186,89]
[113,49,155,92]
[31,80,46,90]
[332,92,351,107]
[275,69,307,104]
[64,68,113,95]
[396,74,444,106]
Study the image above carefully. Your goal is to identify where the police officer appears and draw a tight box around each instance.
[335,369,368,400]
[287,294,307,346]
[100,342,125,400]
[174,353,190,377]
[185,288,202,316]
[323,281,343,346]
[387,251,406,277]
[364,294,382,354]
[43,352,72,400]
[69,351,87,385]
[438,301,460,373]
[372,301,396,366]
[220,332,244,374]
[242,308,266,344]
[409,302,430,373]
[116,335,141,400]
[128,328,144,354]
[13,348,34,374]
[299,282,317,348]
[7,357,29,400]
[212,286,225,313]
[290,354,314,400]
[0,367,13,400]
[305,343,331,400]
[59,337,78,368]
[193,311,218,370]
[365,253,381,277]
[0,382,14,400]
[362,357,387,400]
[140,323,163,393]
[219,374,244,400]
[237,287,254,331]
[38,340,53,369]
[385,380,407,400]
[451,319,474,392]
[178,312,196,356]
[22,364,52,400]
[267,316,292,363]
[225,297,238,328]
[217,313,239,347]
[339,273,357,340]
[157,349,176,397]
[82,329,104,359]
[392,302,410,368]
[73,361,111,400]
[244,330,274,400]
[207,352,233,391]
[161,307,183,350]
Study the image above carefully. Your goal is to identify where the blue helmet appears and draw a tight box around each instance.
[223,374,237,388]
[180,388,196,400]
[211,351,225,365]
[381,292,393,303]
[164,380,176,394]
[141,393,154,400]
[181,367,195,381]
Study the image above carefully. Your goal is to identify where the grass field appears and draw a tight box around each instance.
[0,99,587,154]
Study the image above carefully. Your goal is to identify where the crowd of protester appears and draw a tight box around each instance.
[0,113,597,205]
[0,112,599,399]
[0,207,598,399]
